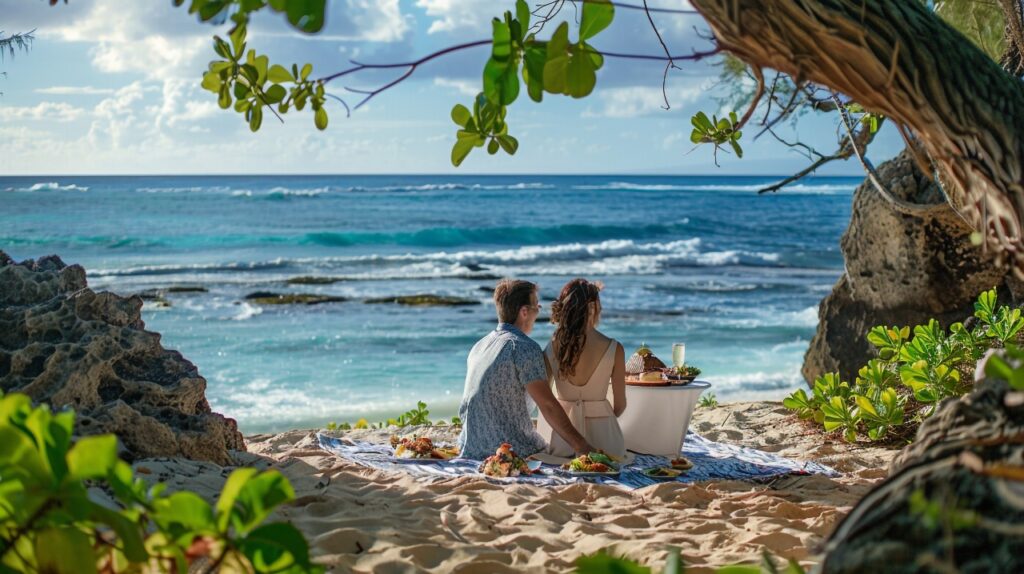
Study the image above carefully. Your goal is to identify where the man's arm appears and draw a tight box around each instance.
[526,380,593,456]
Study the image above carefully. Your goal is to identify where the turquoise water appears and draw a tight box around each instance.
[1,175,857,432]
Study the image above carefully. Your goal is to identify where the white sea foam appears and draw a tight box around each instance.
[7,182,89,192]
[138,186,231,193]
[232,302,263,321]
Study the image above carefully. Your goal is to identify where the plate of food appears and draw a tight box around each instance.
[389,435,459,462]
[664,365,701,384]
[625,344,671,386]
[669,456,694,471]
[643,466,684,480]
[560,452,621,476]
[480,443,537,477]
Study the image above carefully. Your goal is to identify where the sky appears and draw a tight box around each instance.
[0,0,904,175]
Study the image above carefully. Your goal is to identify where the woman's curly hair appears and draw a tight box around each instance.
[550,278,603,379]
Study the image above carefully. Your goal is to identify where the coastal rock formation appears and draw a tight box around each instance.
[364,294,479,306]
[244,291,347,305]
[0,252,244,464]
[803,149,1019,384]
[820,361,1024,573]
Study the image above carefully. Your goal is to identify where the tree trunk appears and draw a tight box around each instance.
[690,0,1024,277]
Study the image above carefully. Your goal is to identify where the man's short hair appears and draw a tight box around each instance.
[493,279,537,324]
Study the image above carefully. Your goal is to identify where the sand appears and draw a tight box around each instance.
[132,401,899,573]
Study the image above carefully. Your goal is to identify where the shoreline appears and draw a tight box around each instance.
[129,400,898,572]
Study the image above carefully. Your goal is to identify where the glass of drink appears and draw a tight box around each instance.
[672,342,686,368]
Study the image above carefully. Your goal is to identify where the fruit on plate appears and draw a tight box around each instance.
[670,456,694,471]
[665,364,701,380]
[625,343,666,375]
[562,452,619,473]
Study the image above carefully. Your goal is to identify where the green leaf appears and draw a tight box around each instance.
[301,62,313,81]
[268,64,295,83]
[36,527,98,574]
[483,57,520,105]
[487,139,500,155]
[496,134,518,155]
[490,17,512,61]
[315,107,328,130]
[285,0,326,33]
[239,523,315,572]
[248,104,263,132]
[264,84,287,104]
[227,470,295,535]
[216,467,258,532]
[729,139,743,158]
[451,104,471,127]
[523,42,547,102]
[67,434,117,481]
[579,0,615,41]
[201,71,223,93]
[565,44,597,97]
[88,503,148,562]
[451,138,475,167]
[692,111,713,131]
[516,0,530,40]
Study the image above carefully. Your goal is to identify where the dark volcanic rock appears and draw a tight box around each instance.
[803,149,1021,385]
[820,355,1024,574]
[364,294,479,306]
[244,292,347,305]
[0,252,244,464]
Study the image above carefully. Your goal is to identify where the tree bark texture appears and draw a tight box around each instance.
[690,0,1024,277]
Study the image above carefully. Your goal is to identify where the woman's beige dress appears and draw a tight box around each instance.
[535,339,630,462]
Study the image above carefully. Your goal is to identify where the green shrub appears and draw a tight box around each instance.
[324,401,464,431]
[573,548,804,573]
[0,391,322,573]
[783,287,1022,442]
[698,393,718,409]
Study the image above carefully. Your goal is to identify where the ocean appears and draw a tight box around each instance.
[1,174,858,433]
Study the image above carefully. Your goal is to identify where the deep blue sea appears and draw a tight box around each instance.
[1,175,858,432]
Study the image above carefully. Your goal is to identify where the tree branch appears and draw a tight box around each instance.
[642,0,682,109]
[319,40,719,110]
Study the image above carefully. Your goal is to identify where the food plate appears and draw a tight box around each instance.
[561,468,621,477]
[669,375,697,385]
[526,460,543,472]
[643,467,684,480]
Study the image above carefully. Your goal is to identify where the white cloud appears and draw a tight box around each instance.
[88,82,148,149]
[344,0,410,42]
[582,85,704,118]
[35,86,116,96]
[663,131,685,149]
[433,77,478,97]
[0,102,86,122]
[415,0,493,34]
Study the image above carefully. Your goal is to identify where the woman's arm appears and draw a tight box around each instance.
[611,342,627,417]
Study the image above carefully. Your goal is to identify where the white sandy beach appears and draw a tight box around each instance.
[129,401,898,573]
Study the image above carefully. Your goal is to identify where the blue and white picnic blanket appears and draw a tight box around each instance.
[316,432,837,490]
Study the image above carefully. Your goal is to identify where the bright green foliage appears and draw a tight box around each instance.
[784,287,1024,442]
[450,94,518,166]
[449,0,614,165]
[200,24,328,132]
[690,111,744,161]
[174,0,326,33]
[325,401,461,431]
[698,393,718,409]
[983,344,1024,390]
[0,391,322,573]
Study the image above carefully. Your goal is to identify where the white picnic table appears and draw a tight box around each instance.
[619,380,711,457]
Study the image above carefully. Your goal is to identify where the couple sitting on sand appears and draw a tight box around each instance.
[457,278,631,463]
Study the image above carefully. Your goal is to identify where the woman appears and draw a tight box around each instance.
[536,278,629,461]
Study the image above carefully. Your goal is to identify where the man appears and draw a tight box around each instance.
[457,278,594,459]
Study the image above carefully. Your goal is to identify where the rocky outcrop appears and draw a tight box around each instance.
[803,149,1021,384]
[820,356,1024,573]
[0,252,245,464]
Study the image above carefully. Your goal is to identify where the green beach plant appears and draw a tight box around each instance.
[698,393,718,409]
[0,391,322,574]
[574,548,804,573]
[324,402,462,432]
[783,287,1023,442]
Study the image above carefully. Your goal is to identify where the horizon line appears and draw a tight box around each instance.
[0,172,869,178]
